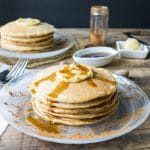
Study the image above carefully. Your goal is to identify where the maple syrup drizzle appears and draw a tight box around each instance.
[87,79,97,87]
[48,81,69,98]
[31,89,36,94]
[96,76,116,85]
[59,66,74,79]
[77,64,89,75]
[26,116,59,133]
[27,108,33,112]
[34,72,56,87]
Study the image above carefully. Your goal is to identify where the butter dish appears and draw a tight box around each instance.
[116,41,149,59]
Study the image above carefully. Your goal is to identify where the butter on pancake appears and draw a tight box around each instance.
[28,64,118,126]
[56,64,93,82]
[16,18,40,26]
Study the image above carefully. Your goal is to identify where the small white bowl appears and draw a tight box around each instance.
[73,47,118,67]
[116,41,149,59]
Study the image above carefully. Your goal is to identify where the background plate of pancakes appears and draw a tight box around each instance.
[0,18,75,59]
[0,30,75,59]
[0,70,149,144]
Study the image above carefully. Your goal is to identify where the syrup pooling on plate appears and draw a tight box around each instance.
[26,116,59,133]
[25,103,60,134]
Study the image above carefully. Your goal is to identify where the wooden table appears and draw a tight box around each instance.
[0,29,150,150]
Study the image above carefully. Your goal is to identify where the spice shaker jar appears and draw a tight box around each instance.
[90,6,109,46]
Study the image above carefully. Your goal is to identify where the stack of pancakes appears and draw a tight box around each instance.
[29,65,118,126]
[0,18,54,52]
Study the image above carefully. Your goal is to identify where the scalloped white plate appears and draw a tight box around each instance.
[0,72,149,144]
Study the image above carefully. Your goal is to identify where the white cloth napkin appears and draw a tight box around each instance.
[0,62,10,135]
[0,115,9,135]
[0,62,32,136]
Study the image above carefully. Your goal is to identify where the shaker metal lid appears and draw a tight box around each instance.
[90,6,109,15]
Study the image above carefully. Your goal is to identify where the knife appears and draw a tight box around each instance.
[123,32,150,46]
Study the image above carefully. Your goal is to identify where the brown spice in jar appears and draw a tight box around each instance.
[90,29,104,46]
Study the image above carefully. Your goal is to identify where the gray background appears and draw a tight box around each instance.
[0,0,149,28]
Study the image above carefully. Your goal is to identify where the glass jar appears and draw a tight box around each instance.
[90,6,109,46]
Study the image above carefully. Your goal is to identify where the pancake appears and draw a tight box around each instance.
[33,103,116,126]
[0,19,54,38]
[2,33,53,42]
[29,64,118,126]
[33,100,118,119]
[29,65,117,103]
[1,38,54,47]
[31,94,118,116]
[1,41,54,52]
[32,93,114,109]
[0,18,55,52]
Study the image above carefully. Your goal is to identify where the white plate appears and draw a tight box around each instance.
[116,41,149,59]
[0,72,149,144]
[0,30,75,60]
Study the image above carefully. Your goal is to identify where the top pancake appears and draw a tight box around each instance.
[0,20,54,38]
[29,65,117,103]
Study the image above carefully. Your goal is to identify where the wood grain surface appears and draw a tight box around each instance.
[0,28,150,150]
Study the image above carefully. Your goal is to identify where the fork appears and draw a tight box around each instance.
[0,59,28,135]
[5,59,29,82]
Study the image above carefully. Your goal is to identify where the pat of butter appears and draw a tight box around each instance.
[57,64,93,82]
[124,38,141,50]
[16,18,40,26]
